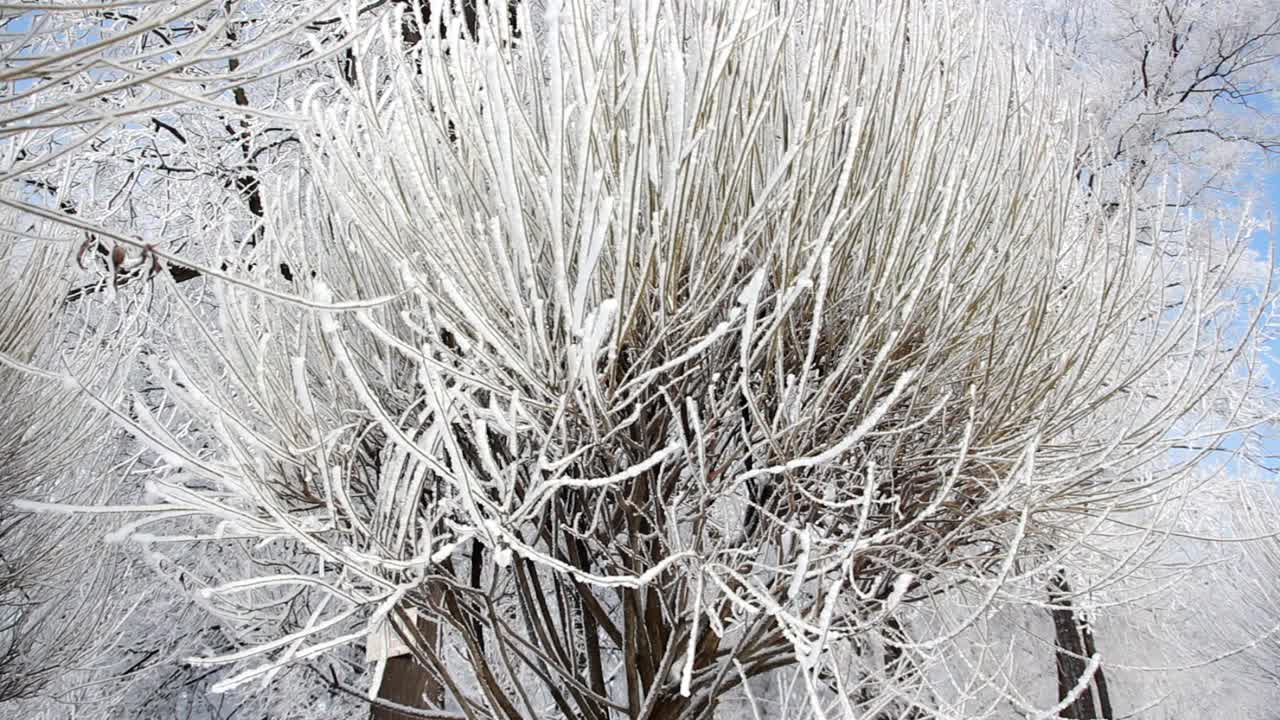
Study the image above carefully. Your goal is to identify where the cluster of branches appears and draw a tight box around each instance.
[80,2,1274,718]
[0,215,135,704]
[0,2,379,716]
[0,1,1277,719]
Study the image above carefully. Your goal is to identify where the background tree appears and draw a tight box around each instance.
[0,237,119,705]
[2,3,375,716]
[996,2,1280,716]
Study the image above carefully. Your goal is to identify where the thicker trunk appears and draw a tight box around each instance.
[1049,571,1111,719]
[372,604,444,720]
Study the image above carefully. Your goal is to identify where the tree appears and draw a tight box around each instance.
[1021,0,1279,189]
[3,1,1277,718]
[2,4,375,715]
[77,1,1272,718]
[0,216,134,704]
[1003,3,1280,715]
[1,0,368,300]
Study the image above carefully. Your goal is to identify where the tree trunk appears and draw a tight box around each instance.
[1049,571,1111,719]
[372,607,444,720]
[1079,611,1113,719]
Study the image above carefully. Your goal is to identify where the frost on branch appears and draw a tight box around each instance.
[111,1,1276,718]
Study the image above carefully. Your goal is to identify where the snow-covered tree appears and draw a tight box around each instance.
[990,3,1280,717]
[0,211,136,705]
[62,1,1270,718]
[2,4,373,715]
[1,1,1277,719]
